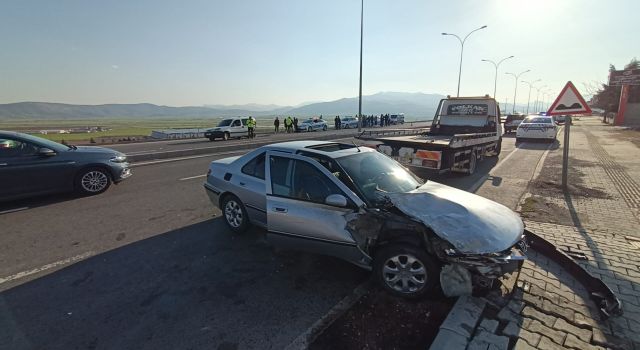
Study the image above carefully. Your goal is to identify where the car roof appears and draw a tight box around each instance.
[262,140,372,158]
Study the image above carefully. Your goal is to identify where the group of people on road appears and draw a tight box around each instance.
[333,114,395,129]
[274,116,298,133]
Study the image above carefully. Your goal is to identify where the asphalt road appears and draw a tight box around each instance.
[0,132,551,350]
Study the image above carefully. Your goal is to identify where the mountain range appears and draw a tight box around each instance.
[0,92,447,120]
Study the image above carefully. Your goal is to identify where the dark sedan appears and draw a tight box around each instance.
[0,131,132,202]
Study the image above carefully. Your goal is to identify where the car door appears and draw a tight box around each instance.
[0,137,75,199]
[229,119,243,138]
[235,152,267,226]
[265,151,366,264]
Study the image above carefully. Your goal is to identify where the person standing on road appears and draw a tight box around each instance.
[286,116,293,133]
[293,117,299,133]
[247,116,256,138]
[274,117,280,133]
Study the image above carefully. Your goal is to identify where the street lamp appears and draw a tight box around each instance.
[442,25,487,97]
[533,85,547,113]
[505,70,530,113]
[522,79,541,114]
[481,55,514,99]
[357,0,364,132]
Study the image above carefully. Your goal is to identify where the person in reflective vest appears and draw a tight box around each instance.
[247,117,256,138]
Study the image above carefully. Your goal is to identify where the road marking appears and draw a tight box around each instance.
[0,207,29,215]
[0,251,94,285]
[130,150,246,167]
[179,174,207,181]
[469,144,522,193]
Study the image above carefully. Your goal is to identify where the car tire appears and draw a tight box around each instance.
[344,124,350,129]
[323,125,327,131]
[223,132,230,141]
[373,244,439,299]
[208,137,215,141]
[493,137,502,156]
[75,167,111,195]
[515,137,521,144]
[467,150,477,175]
[221,194,250,233]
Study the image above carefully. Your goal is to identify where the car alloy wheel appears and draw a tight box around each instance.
[322,125,327,131]
[224,199,243,228]
[382,254,427,294]
[307,127,313,132]
[81,171,109,193]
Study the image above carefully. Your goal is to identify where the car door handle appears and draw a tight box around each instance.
[273,207,288,213]
[239,182,246,186]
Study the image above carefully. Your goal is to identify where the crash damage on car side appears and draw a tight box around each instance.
[343,183,528,297]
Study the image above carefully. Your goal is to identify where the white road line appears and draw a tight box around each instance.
[130,150,245,167]
[179,174,207,181]
[469,145,522,193]
[0,251,95,285]
[0,207,29,215]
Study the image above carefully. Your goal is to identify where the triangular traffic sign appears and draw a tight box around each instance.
[546,81,592,115]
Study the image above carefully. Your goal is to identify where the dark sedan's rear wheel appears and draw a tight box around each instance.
[208,137,215,141]
[221,194,250,233]
[373,244,439,299]
[75,167,111,195]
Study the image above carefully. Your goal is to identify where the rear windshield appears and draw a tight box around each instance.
[506,115,525,122]
[446,104,489,115]
[217,119,233,127]
[523,117,553,124]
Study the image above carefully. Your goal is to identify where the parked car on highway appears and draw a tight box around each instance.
[204,140,527,298]
[205,117,250,141]
[339,116,359,129]
[515,116,557,143]
[0,131,131,202]
[297,118,328,132]
[389,114,405,125]
[503,114,525,133]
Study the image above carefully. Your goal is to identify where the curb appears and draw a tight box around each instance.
[126,132,358,162]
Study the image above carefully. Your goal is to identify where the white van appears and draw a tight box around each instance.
[389,114,405,125]
[204,117,250,141]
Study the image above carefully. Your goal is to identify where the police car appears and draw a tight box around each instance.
[515,115,557,143]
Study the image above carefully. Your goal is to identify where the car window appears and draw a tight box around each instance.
[0,138,40,158]
[217,119,233,127]
[241,152,266,179]
[270,156,343,204]
[241,119,249,126]
[523,117,552,124]
[232,120,241,127]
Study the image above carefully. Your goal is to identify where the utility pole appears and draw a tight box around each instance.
[522,79,541,114]
[481,55,514,98]
[357,0,364,132]
[505,70,530,113]
[442,25,487,97]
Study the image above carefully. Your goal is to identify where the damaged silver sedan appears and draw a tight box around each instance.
[204,141,527,298]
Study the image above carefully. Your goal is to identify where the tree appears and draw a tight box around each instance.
[592,58,640,112]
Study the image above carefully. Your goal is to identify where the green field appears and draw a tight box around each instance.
[1,118,275,142]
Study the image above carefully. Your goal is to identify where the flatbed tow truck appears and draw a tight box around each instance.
[357,96,502,175]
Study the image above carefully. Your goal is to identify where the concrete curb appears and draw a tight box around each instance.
[429,296,487,349]
[127,132,358,162]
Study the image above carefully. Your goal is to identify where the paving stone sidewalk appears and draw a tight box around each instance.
[431,118,640,350]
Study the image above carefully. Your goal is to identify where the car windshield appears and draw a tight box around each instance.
[523,117,552,124]
[337,151,423,205]
[217,119,233,127]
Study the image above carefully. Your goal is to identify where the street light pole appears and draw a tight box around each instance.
[533,85,547,113]
[442,25,487,97]
[522,79,541,114]
[481,55,514,99]
[357,0,364,132]
[505,70,530,113]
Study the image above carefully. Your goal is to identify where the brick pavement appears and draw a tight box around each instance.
[432,118,640,349]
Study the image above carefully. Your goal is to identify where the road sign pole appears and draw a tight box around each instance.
[562,116,571,190]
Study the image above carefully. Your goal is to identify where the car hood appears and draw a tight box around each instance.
[386,182,524,254]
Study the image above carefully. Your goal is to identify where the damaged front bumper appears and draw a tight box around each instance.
[439,238,528,296]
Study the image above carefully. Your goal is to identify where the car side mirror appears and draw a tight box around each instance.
[38,147,56,157]
[325,194,348,207]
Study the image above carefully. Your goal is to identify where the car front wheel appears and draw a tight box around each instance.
[75,167,111,195]
[221,194,249,233]
[373,244,439,299]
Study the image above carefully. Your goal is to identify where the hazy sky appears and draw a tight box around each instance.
[1,0,638,106]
